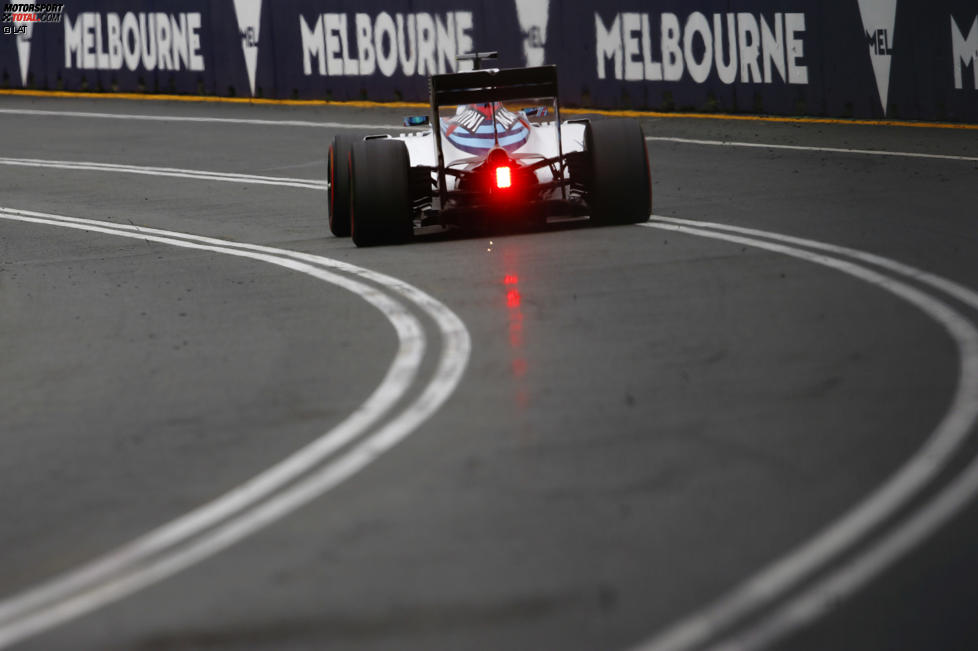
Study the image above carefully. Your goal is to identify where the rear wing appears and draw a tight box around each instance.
[429,65,559,107]
[429,65,564,204]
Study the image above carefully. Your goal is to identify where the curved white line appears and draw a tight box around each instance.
[652,216,978,314]
[0,157,325,190]
[724,442,978,650]
[0,208,470,649]
[629,219,978,651]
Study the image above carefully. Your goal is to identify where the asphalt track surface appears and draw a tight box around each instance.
[0,96,977,651]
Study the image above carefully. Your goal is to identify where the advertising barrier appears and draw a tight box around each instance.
[1,0,976,122]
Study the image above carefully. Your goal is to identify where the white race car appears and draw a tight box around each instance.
[328,52,652,247]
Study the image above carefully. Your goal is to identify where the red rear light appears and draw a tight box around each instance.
[495,166,512,189]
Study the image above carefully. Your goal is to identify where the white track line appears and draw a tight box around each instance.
[0,207,471,649]
[646,136,978,163]
[654,216,978,313]
[3,106,966,160]
[0,107,417,131]
[722,444,978,650]
[0,156,325,190]
[628,219,978,651]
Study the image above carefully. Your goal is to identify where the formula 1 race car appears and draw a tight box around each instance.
[327,52,651,247]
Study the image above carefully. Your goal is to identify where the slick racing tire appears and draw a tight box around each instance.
[328,134,357,237]
[350,139,414,247]
[584,118,652,225]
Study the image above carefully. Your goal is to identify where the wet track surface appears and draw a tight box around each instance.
[1,96,977,650]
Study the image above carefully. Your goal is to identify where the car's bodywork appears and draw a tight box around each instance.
[328,53,651,246]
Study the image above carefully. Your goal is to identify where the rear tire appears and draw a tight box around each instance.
[584,118,652,225]
[350,139,414,247]
[327,134,356,237]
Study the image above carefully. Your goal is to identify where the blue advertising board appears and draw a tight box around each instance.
[1,0,975,121]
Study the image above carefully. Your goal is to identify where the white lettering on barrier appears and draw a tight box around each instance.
[858,0,897,114]
[232,0,261,96]
[785,12,807,84]
[715,13,738,84]
[81,11,93,68]
[662,12,683,81]
[514,0,548,67]
[324,14,342,76]
[436,13,455,75]
[106,12,121,69]
[622,12,641,81]
[375,12,398,77]
[356,13,375,76]
[951,15,978,90]
[300,11,473,78]
[140,14,155,71]
[685,12,712,84]
[641,14,662,81]
[339,14,357,76]
[156,12,172,70]
[737,12,760,83]
[417,13,435,76]
[761,13,785,84]
[300,14,324,75]
[595,12,621,80]
[64,12,203,72]
[397,14,417,75]
[595,11,808,85]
